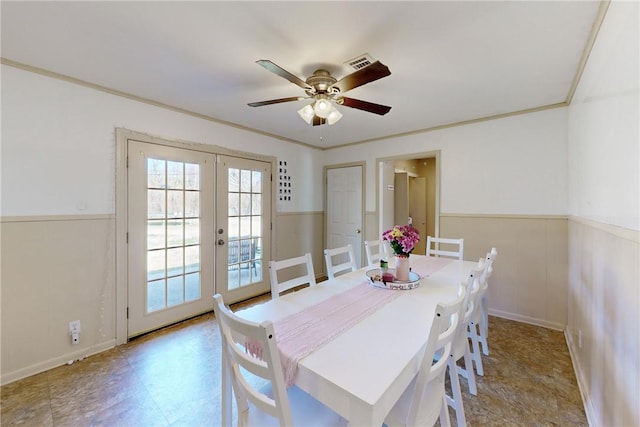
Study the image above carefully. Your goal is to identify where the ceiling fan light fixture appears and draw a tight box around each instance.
[326,107,343,125]
[313,98,332,118]
[298,104,315,124]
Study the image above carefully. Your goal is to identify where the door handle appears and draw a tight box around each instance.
[355,229,361,234]
[217,239,225,246]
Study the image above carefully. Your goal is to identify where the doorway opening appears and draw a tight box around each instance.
[377,151,440,253]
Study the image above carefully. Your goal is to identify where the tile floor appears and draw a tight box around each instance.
[1,296,587,427]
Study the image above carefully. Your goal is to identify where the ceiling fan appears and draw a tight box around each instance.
[248,59,392,126]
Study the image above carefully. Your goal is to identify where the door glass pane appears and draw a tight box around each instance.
[148,159,165,188]
[167,220,184,247]
[147,250,165,281]
[185,219,199,245]
[228,193,239,216]
[148,190,165,218]
[146,158,202,313]
[240,169,251,192]
[252,171,262,193]
[185,272,200,301]
[184,163,199,190]
[227,168,263,289]
[147,220,165,250]
[228,168,239,192]
[147,279,166,312]
[167,161,184,189]
[185,191,199,217]
[185,245,199,274]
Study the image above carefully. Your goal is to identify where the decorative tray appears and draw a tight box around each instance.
[365,268,421,290]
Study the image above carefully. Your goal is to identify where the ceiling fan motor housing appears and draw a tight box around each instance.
[305,69,338,95]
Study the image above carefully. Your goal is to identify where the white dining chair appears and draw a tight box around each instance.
[426,236,464,260]
[323,244,358,279]
[384,284,466,427]
[446,263,484,427]
[212,294,347,427]
[480,247,498,355]
[268,253,316,299]
[467,257,491,377]
[364,239,383,266]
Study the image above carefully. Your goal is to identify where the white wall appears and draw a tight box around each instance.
[568,1,639,231]
[0,65,323,384]
[324,106,570,329]
[324,107,568,215]
[1,65,324,217]
[566,1,639,426]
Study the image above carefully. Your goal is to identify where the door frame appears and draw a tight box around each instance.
[375,150,441,243]
[115,128,276,344]
[323,162,366,268]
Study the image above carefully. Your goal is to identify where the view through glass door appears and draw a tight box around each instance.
[215,155,271,304]
[127,140,215,337]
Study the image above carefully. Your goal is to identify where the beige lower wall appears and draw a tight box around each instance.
[1,212,326,385]
[273,211,377,275]
[274,212,325,276]
[1,216,116,385]
[440,214,568,330]
[567,217,639,427]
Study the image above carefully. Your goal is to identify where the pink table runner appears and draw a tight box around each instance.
[274,282,400,385]
[410,256,453,278]
[248,256,454,386]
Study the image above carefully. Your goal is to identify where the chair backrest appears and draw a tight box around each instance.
[212,294,292,425]
[451,262,484,359]
[485,247,498,280]
[404,285,465,426]
[269,253,316,299]
[364,240,383,266]
[426,236,464,260]
[323,244,358,279]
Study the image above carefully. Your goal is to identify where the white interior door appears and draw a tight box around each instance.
[215,155,271,304]
[326,166,363,267]
[127,141,215,337]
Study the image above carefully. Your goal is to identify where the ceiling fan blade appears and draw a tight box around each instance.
[332,61,391,93]
[248,97,306,107]
[256,60,311,90]
[338,97,392,115]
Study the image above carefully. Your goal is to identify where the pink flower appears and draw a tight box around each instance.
[382,225,420,256]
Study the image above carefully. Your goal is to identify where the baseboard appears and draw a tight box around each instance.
[488,308,565,331]
[565,329,596,427]
[1,340,116,386]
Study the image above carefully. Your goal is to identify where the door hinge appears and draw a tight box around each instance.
[126,232,129,244]
[270,222,273,230]
[126,156,129,168]
[126,307,129,319]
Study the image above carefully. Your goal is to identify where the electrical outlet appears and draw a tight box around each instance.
[69,320,81,334]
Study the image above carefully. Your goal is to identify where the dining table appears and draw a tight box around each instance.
[228,254,478,426]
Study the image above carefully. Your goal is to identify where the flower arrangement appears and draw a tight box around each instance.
[382,224,420,256]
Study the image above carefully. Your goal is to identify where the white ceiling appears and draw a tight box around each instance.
[1,1,603,149]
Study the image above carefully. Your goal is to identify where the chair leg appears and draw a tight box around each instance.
[481,297,490,355]
[439,395,452,427]
[462,349,477,395]
[468,322,484,376]
[446,357,467,427]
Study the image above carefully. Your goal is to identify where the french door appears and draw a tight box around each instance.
[127,142,272,336]
[127,141,215,337]
[215,155,271,304]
